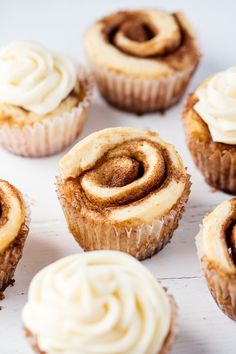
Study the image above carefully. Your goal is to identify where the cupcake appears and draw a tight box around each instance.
[0,179,29,292]
[0,41,93,157]
[85,9,200,114]
[182,67,236,194]
[196,199,236,320]
[56,127,191,260]
[22,250,178,354]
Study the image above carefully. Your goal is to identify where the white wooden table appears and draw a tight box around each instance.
[0,0,235,353]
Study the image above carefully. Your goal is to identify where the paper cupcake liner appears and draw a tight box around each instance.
[0,196,30,291]
[56,176,191,260]
[90,62,197,114]
[0,65,94,157]
[187,135,236,194]
[196,231,236,320]
[183,95,236,194]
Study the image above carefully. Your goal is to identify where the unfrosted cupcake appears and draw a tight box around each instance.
[0,179,29,292]
[0,41,93,157]
[22,251,178,354]
[85,9,200,114]
[56,127,191,260]
[183,67,236,194]
[196,198,236,320]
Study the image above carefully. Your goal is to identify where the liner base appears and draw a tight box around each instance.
[56,176,191,261]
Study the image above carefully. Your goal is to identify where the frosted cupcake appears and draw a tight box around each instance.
[22,251,178,354]
[57,127,191,260]
[196,199,236,320]
[0,41,93,157]
[183,67,236,194]
[0,179,29,292]
[85,9,200,114]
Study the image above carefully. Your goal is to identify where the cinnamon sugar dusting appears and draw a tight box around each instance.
[62,137,187,221]
[94,156,140,188]
[100,10,199,70]
[225,199,236,265]
[0,189,9,228]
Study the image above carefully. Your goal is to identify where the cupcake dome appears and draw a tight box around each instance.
[0,179,29,291]
[22,251,177,354]
[85,9,200,114]
[57,127,190,260]
[0,41,93,157]
[196,198,236,320]
[183,67,236,194]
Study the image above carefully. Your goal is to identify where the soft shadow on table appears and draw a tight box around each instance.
[13,231,75,291]
[82,100,128,136]
[173,325,211,354]
[190,57,223,88]
[144,196,214,273]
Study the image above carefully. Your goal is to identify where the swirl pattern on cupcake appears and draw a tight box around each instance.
[196,199,236,320]
[0,179,25,253]
[194,67,236,144]
[112,10,181,57]
[85,9,199,78]
[0,41,77,115]
[60,127,188,223]
[197,199,236,273]
[22,251,172,354]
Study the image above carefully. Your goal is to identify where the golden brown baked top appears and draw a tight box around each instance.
[59,127,189,225]
[197,198,236,275]
[85,9,200,79]
[0,81,85,127]
[0,179,26,253]
[183,93,236,154]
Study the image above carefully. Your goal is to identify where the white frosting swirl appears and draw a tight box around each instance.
[22,251,171,354]
[194,67,236,144]
[0,41,77,115]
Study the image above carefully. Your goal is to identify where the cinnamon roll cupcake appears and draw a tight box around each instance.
[22,251,178,354]
[85,9,200,114]
[0,179,29,292]
[183,67,236,194]
[196,199,236,320]
[57,127,191,260]
[0,41,93,157]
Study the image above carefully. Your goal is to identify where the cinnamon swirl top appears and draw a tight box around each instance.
[197,199,236,274]
[60,127,189,224]
[0,179,26,253]
[85,9,200,78]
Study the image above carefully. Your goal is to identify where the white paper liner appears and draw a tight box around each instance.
[0,65,94,157]
[196,228,236,320]
[90,62,196,114]
[56,175,190,260]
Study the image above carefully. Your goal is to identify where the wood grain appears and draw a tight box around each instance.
[0,0,236,353]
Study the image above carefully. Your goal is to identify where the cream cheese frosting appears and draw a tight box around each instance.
[0,180,25,253]
[60,127,188,224]
[196,199,236,274]
[0,41,77,115]
[22,251,171,354]
[194,67,236,144]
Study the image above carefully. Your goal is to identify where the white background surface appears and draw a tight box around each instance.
[0,0,236,353]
